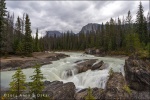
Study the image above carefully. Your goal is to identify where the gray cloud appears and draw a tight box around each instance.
[6,1,149,36]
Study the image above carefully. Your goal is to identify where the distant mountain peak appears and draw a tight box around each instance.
[79,23,101,34]
[46,31,62,37]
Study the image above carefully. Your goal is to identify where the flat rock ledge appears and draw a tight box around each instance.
[0,53,69,71]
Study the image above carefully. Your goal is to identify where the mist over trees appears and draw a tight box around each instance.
[0,1,149,58]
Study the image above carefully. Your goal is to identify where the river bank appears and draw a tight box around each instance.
[0,52,69,71]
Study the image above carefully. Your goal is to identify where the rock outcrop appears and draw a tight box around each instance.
[75,59,97,73]
[85,48,106,57]
[91,61,104,70]
[74,59,106,74]
[44,81,75,100]
[1,53,69,71]
[75,88,105,100]
[75,59,106,74]
[124,55,150,91]
[105,72,130,100]
[99,63,109,70]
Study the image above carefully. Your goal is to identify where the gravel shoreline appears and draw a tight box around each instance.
[0,52,69,71]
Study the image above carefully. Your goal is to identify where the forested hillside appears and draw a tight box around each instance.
[0,0,149,58]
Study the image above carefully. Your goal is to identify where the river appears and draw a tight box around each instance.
[1,52,125,90]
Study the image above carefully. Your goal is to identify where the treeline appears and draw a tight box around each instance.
[0,0,40,56]
[0,0,150,57]
[40,2,150,57]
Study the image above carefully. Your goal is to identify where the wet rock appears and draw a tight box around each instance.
[99,63,109,70]
[85,48,106,57]
[124,57,150,91]
[105,72,130,100]
[46,53,69,61]
[74,59,88,63]
[44,81,75,100]
[76,59,97,73]
[85,48,96,55]
[75,88,105,100]
[74,60,83,63]
[66,69,73,77]
[91,61,104,70]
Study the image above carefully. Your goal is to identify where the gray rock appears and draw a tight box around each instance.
[76,59,97,73]
[124,57,150,91]
[99,63,109,70]
[91,61,104,70]
[44,81,76,100]
[105,72,130,100]
[75,88,105,100]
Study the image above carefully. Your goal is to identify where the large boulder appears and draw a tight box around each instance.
[85,48,96,55]
[76,59,97,73]
[75,88,105,100]
[91,61,104,70]
[85,48,106,56]
[124,56,150,91]
[105,72,130,100]
[44,81,76,100]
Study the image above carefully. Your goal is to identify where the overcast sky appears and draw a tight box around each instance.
[6,1,149,37]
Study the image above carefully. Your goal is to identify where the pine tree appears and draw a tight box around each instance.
[24,14,33,56]
[9,68,26,99]
[0,0,7,55]
[136,1,146,43]
[85,87,95,100]
[29,64,45,100]
[125,33,141,53]
[109,18,115,50]
[35,28,40,52]
[15,16,23,55]
[126,10,133,34]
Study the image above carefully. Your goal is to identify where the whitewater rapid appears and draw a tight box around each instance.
[1,52,125,90]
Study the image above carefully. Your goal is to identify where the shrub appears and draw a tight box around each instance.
[123,85,132,94]
[109,68,114,78]
[85,87,95,100]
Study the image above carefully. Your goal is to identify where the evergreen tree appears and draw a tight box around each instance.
[0,0,7,55]
[85,87,95,100]
[35,28,40,52]
[24,14,33,56]
[9,68,26,99]
[125,33,141,53]
[126,10,133,34]
[136,2,146,43]
[116,17,122,48]
[109,18,115,50]
[29,64,45,100]
[15,16,23,55]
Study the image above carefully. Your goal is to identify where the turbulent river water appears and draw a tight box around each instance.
[1,52,125,90]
